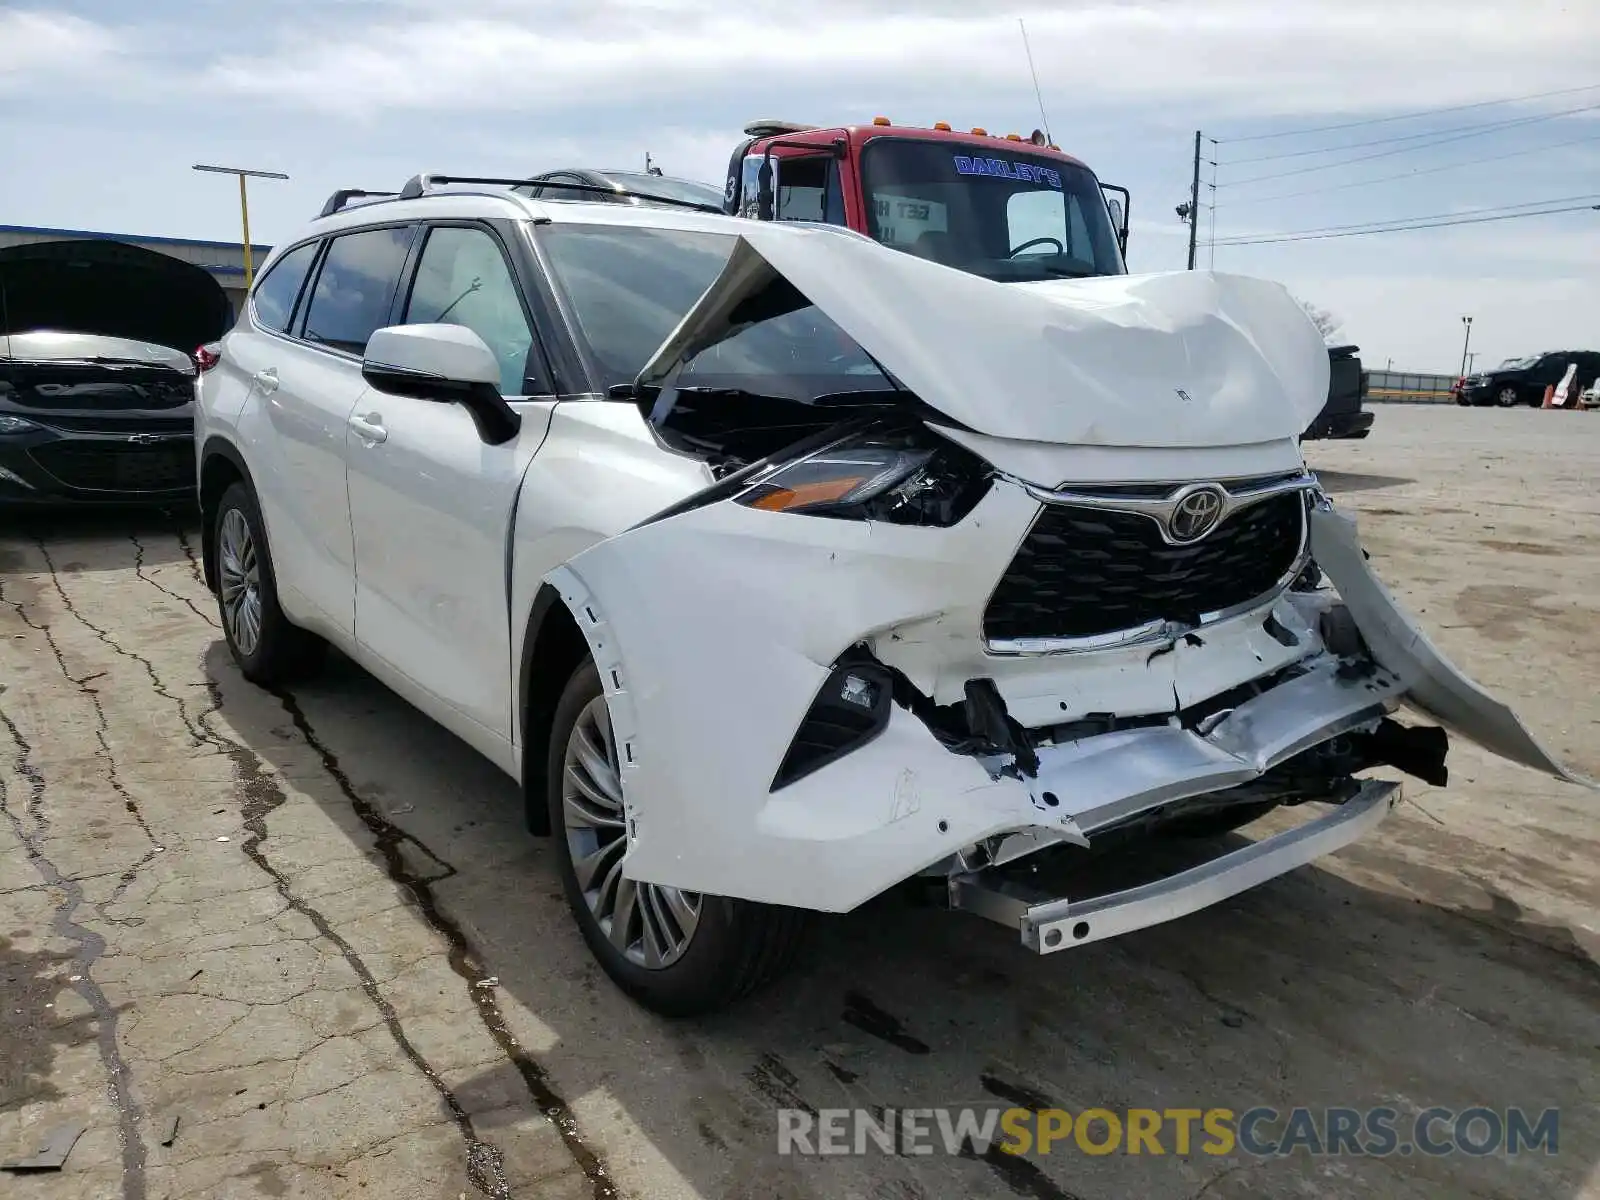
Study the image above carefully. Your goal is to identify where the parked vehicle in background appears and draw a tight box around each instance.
[0,330,197,506]
[194,174,1590,1016]
[517,169,724,211]
[1455,350,1600,406]
[1302,344,1374,440]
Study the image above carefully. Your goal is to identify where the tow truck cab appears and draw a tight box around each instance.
[722,118,1133,281]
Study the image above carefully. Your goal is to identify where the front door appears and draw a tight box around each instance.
[346,222,554,746]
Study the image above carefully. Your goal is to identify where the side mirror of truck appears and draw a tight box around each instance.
[756,158,775,221]
[1101,183,1131,259]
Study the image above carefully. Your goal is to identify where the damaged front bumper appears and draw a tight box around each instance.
[953,779,1399,952]
[546,475,1590,920]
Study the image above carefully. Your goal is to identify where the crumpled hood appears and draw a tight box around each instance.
[637,225,1330,449]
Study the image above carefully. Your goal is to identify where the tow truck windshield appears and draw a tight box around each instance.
[858,139,1126,282]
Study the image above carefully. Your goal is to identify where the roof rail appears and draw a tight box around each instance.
[318,188,400,218]
[743,120,818,138]
[396,173,723,214]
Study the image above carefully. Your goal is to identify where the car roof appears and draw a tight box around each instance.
[264,183,857,275]
[257,178,876,284]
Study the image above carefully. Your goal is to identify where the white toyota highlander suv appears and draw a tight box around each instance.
[194,173,1589,1016]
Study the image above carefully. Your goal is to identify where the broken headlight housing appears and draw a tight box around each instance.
[733,428,992,526]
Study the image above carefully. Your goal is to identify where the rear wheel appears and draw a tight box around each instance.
[214,481,325,685]
[547,660,805,1015]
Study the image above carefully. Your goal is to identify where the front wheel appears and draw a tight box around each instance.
[547,660,806,1016]
[213,480,325,685]
[1496,386,1520,407]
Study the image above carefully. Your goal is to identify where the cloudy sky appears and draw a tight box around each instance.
[2,0,1597,371]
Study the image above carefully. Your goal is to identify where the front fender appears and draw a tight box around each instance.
[1308,502,1593,787]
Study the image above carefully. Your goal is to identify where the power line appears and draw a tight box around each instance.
[1216,202,1599,246]
[1214,196,1600,247]
[1219,99,1600,164]
[1220,192,1600,239]
[1215,82,1600,143]
[1216,101,1600,187]
[1220,130,1600,207]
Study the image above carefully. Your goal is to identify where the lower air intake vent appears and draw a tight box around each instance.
[771,660,893,791]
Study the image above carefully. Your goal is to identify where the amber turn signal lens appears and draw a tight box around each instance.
[747,476,870,511]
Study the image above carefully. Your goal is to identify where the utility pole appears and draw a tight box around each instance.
[1184,131,1201,270]
[1458,315,1474,378]
[193,164,290,292]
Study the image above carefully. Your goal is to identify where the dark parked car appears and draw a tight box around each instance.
[1455,350,1600,407]
[1303,344,1374,439]
[0,330,197,506]
[515,168,725,211]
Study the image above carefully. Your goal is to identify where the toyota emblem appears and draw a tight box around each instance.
[1168,486,1226,542]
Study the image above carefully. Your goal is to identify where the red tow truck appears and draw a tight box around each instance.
[713,117,1368,440]
[718,118,1132,281]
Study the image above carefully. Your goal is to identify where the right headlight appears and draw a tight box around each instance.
[0,414,39,435]
[734,427,993,527]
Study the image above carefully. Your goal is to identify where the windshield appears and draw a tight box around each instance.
[1496,355,1537,370]
[858,139,1126,282]
[538,224,895,399]
[604,172,725,210]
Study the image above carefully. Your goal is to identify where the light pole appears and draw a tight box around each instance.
[192,164,289,292]
[1458,316,1474,378]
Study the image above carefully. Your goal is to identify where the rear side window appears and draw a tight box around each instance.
[251,241,319,333]
[301,226,414,355]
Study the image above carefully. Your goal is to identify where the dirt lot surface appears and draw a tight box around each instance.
[2,405,1597,1200]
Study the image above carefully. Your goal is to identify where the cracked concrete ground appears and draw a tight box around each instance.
[2,406,1597,1200]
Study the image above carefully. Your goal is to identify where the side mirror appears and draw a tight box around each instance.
[1101,183,1131,259]
[756,157,775,221]
[362,324,521,446]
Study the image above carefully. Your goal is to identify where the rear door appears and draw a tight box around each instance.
[345,220,556,749]
[255,224,415,637]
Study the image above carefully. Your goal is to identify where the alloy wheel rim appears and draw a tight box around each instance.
[218,508,263,657]
[562,695,701,969]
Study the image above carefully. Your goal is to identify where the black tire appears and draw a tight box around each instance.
[547,660,806,1016]
[1496,386,1520,408]
[213,480,326,686]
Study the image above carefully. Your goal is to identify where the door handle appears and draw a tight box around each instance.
[252,368,279,395]
[348,413,388,444]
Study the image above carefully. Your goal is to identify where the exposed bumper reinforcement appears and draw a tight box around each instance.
[951,778,1401,953]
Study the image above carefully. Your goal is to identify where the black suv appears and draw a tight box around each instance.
[1456,350,1600,407]
[1303,344,1374,440]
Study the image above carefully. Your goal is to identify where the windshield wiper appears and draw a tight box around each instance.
[1031,263,1102,279]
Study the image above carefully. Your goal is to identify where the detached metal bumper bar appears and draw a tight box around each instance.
[951,779,1400,953]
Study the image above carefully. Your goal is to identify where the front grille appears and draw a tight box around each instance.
[984,492,1305,644]
[31,413,193,435]
[29,440,195,494]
